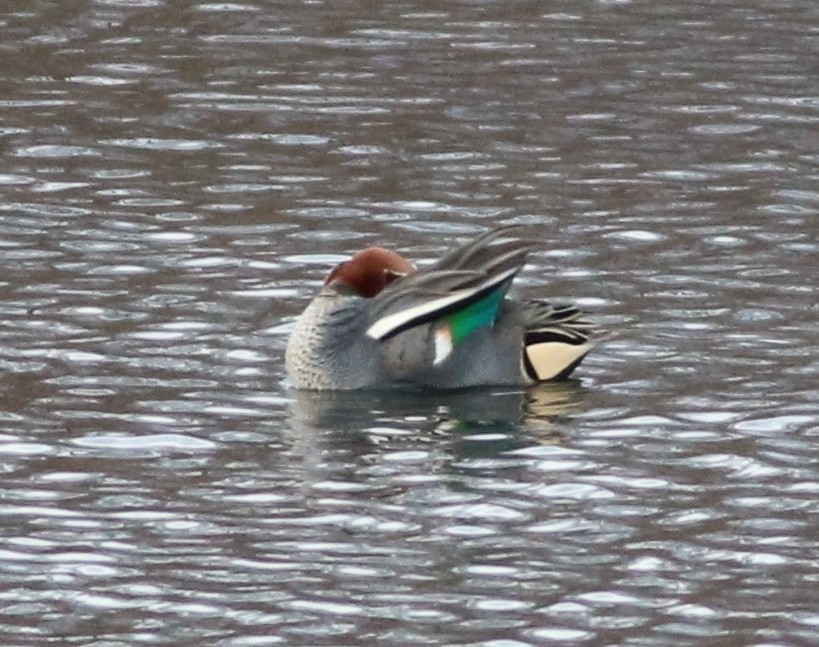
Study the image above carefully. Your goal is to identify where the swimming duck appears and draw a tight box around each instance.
[285,226,602,390]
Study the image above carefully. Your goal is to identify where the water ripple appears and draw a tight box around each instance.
[0,1,817,645]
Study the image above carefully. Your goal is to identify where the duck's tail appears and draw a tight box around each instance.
[521,302,604,382]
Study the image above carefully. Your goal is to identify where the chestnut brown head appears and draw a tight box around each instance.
[324,247,415,298]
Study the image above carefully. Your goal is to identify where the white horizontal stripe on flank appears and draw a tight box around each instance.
[366,267,517,341]
[366,290,474,340]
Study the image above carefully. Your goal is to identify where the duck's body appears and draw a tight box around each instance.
[285,226,602,390]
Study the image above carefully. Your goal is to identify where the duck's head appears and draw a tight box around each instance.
[324,247,415,298]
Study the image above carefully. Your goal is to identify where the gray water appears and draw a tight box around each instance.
[2,1,818,645]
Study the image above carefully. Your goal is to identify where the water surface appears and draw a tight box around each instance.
[1,1,818,645]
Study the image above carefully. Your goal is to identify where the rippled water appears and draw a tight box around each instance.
[2,1,818,645]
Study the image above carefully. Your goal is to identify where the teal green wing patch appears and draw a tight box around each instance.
[445,284,506,344]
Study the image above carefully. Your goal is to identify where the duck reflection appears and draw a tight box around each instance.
[286,381,588,459]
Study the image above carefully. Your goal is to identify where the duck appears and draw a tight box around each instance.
[285,226,603,390]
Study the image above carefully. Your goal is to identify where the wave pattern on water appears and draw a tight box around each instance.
[0,0,818,645]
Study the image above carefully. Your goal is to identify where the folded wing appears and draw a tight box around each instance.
[366,226,534,343]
